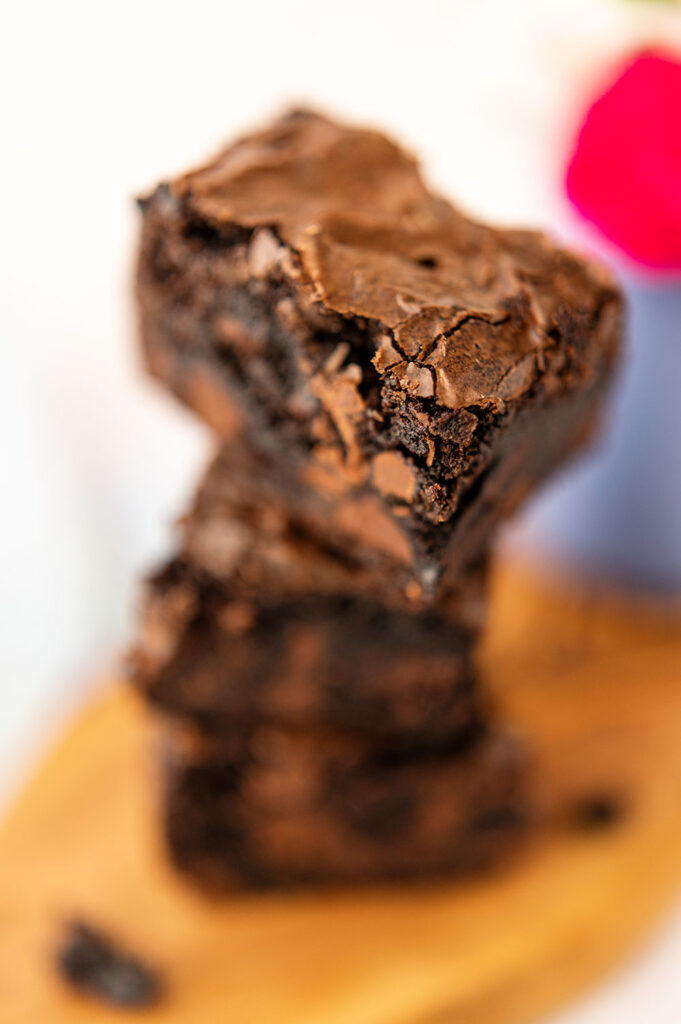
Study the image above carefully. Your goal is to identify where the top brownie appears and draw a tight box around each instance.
[137,110,621,594]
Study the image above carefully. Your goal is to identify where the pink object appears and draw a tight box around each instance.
[566,50,681,271]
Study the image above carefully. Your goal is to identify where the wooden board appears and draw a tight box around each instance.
[1,562,681,1024]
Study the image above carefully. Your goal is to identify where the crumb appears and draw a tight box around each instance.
[570,793,626,831]
[56,920,163,1009]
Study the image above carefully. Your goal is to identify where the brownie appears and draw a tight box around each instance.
[160,719,526,888]
[131,558,484,742]
[136,109,622,593]
[180,445,490,618]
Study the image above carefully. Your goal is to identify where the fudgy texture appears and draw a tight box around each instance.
[137,109,622,595]
[161,720,526,888]
[131,558,483,742]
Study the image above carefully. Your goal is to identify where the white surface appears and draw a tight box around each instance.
[2,1,681,1018]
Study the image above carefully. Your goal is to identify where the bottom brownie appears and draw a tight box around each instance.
[160,722,527,889]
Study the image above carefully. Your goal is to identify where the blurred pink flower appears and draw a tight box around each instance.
[566,49,681,271]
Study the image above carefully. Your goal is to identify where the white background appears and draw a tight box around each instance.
[2,1,681,1020]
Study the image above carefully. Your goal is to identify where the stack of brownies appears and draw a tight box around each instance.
[130,111,621,888]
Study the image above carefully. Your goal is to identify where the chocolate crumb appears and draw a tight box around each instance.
[56,920,163,1009]
[571,793,626,832]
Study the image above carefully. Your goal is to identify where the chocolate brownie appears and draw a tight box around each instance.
[179,446,489,618]
[136,109,622,594]
[160,719,526,888]
[131,558,484,742]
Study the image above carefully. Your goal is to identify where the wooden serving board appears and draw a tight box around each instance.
[2,563,681,1024]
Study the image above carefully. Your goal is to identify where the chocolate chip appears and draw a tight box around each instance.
[56,920,163,1010]
[571,793,625,831]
